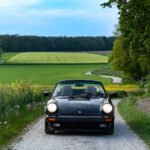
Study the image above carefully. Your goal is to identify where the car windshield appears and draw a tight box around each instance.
[53,80,106,98]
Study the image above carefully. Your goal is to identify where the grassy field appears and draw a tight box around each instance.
[6,52,108,64]
[2,53,18,62]
[118,97,150,149]
[0,64,111,85]
[88,51,112,56]
[92,65,124,77]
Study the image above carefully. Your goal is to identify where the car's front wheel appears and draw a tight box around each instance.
[45,121,55,134]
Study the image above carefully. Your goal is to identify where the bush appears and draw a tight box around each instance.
[0,47,3,59]
[147,75,150,95]
[0,81,46,146]
[0,81,45,125]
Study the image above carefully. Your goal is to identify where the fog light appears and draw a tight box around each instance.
[104,116,109,118]
[99,124,107,128]
[53,123,61,127]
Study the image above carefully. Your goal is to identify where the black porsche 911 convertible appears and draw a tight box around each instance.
[44,80,114,134]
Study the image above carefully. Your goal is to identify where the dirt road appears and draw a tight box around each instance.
[9,100,148,150]
[85,72,122,84]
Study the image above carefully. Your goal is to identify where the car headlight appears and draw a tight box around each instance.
[102,103,113,114]
[47,103,57,113]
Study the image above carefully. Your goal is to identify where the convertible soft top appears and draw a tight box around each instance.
[57,80,103,85]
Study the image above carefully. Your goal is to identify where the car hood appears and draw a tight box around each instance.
[54,97,105,116]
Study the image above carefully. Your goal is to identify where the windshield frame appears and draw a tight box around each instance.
[52,80,108,98]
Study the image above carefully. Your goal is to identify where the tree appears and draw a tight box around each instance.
[0,35,115,52]
[102,0,150,80]
[0,47,3,59]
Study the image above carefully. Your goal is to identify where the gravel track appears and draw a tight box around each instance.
[8,100,148,150]
[6,75,148,150]
[85,72,122,84]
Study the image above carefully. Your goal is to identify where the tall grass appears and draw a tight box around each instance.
[118,97,150,148]
[0,81,46,146]
[147,75,150,95]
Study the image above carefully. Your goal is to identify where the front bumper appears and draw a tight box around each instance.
[45,115,114,131]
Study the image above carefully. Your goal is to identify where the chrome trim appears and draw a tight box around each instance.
[58,116,102,119]
[45,115,56,118]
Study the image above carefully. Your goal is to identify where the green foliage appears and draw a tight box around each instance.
[109,37,130,73]
[0,82,45,146]
[147,75,150,95]
[0,47,3,59]
[118,97,150,148]
[0,35,114,52]
[102,0,150,80]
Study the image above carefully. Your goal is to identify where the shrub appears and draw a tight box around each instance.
[0,81,45,136]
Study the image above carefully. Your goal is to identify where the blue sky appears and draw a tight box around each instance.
[0,0,118,36]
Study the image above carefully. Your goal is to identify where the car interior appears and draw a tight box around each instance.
[59,85,100,97]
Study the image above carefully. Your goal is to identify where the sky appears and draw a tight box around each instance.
[0,0,118,36]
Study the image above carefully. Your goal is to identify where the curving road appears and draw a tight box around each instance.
[8,100,148,150]
[85,72,122,84]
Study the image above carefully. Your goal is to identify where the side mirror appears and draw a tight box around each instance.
[44,91,51,97]
[109,92,117,98]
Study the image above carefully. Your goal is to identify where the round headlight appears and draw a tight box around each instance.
[102,103,113,114]
[47,103,57,113]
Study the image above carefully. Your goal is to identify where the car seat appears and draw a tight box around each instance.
[61,86,73,96]
[85,86,97,95]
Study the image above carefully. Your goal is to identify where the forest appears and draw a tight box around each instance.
[0,35,114,52]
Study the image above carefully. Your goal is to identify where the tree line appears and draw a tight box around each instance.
[0,35,114,52]
[102,0,150,80]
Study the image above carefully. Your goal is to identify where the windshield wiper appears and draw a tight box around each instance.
[85,93,106,98]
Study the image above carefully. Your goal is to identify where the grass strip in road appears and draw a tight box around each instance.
[92,65,123,77]
[118,97,150,149]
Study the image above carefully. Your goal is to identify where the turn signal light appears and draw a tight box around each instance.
[47,118,56,122]
[105,118,112,122]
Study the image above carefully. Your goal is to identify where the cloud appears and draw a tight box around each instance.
[0,8,118,20]
[0,0,118,20]
[0,0,41,9]
[0,0,119,36]
[16,9,88,17]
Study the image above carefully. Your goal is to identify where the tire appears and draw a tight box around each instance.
[106,122,114,135]
[45,121,54,134]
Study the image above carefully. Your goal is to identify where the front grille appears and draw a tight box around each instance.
[60,122,100,129]
[58,116,102,119]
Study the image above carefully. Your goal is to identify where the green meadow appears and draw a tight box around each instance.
[0,64,111,85]
[6,52,108,64]
[2,53,18,62]
[0,52,110,85]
